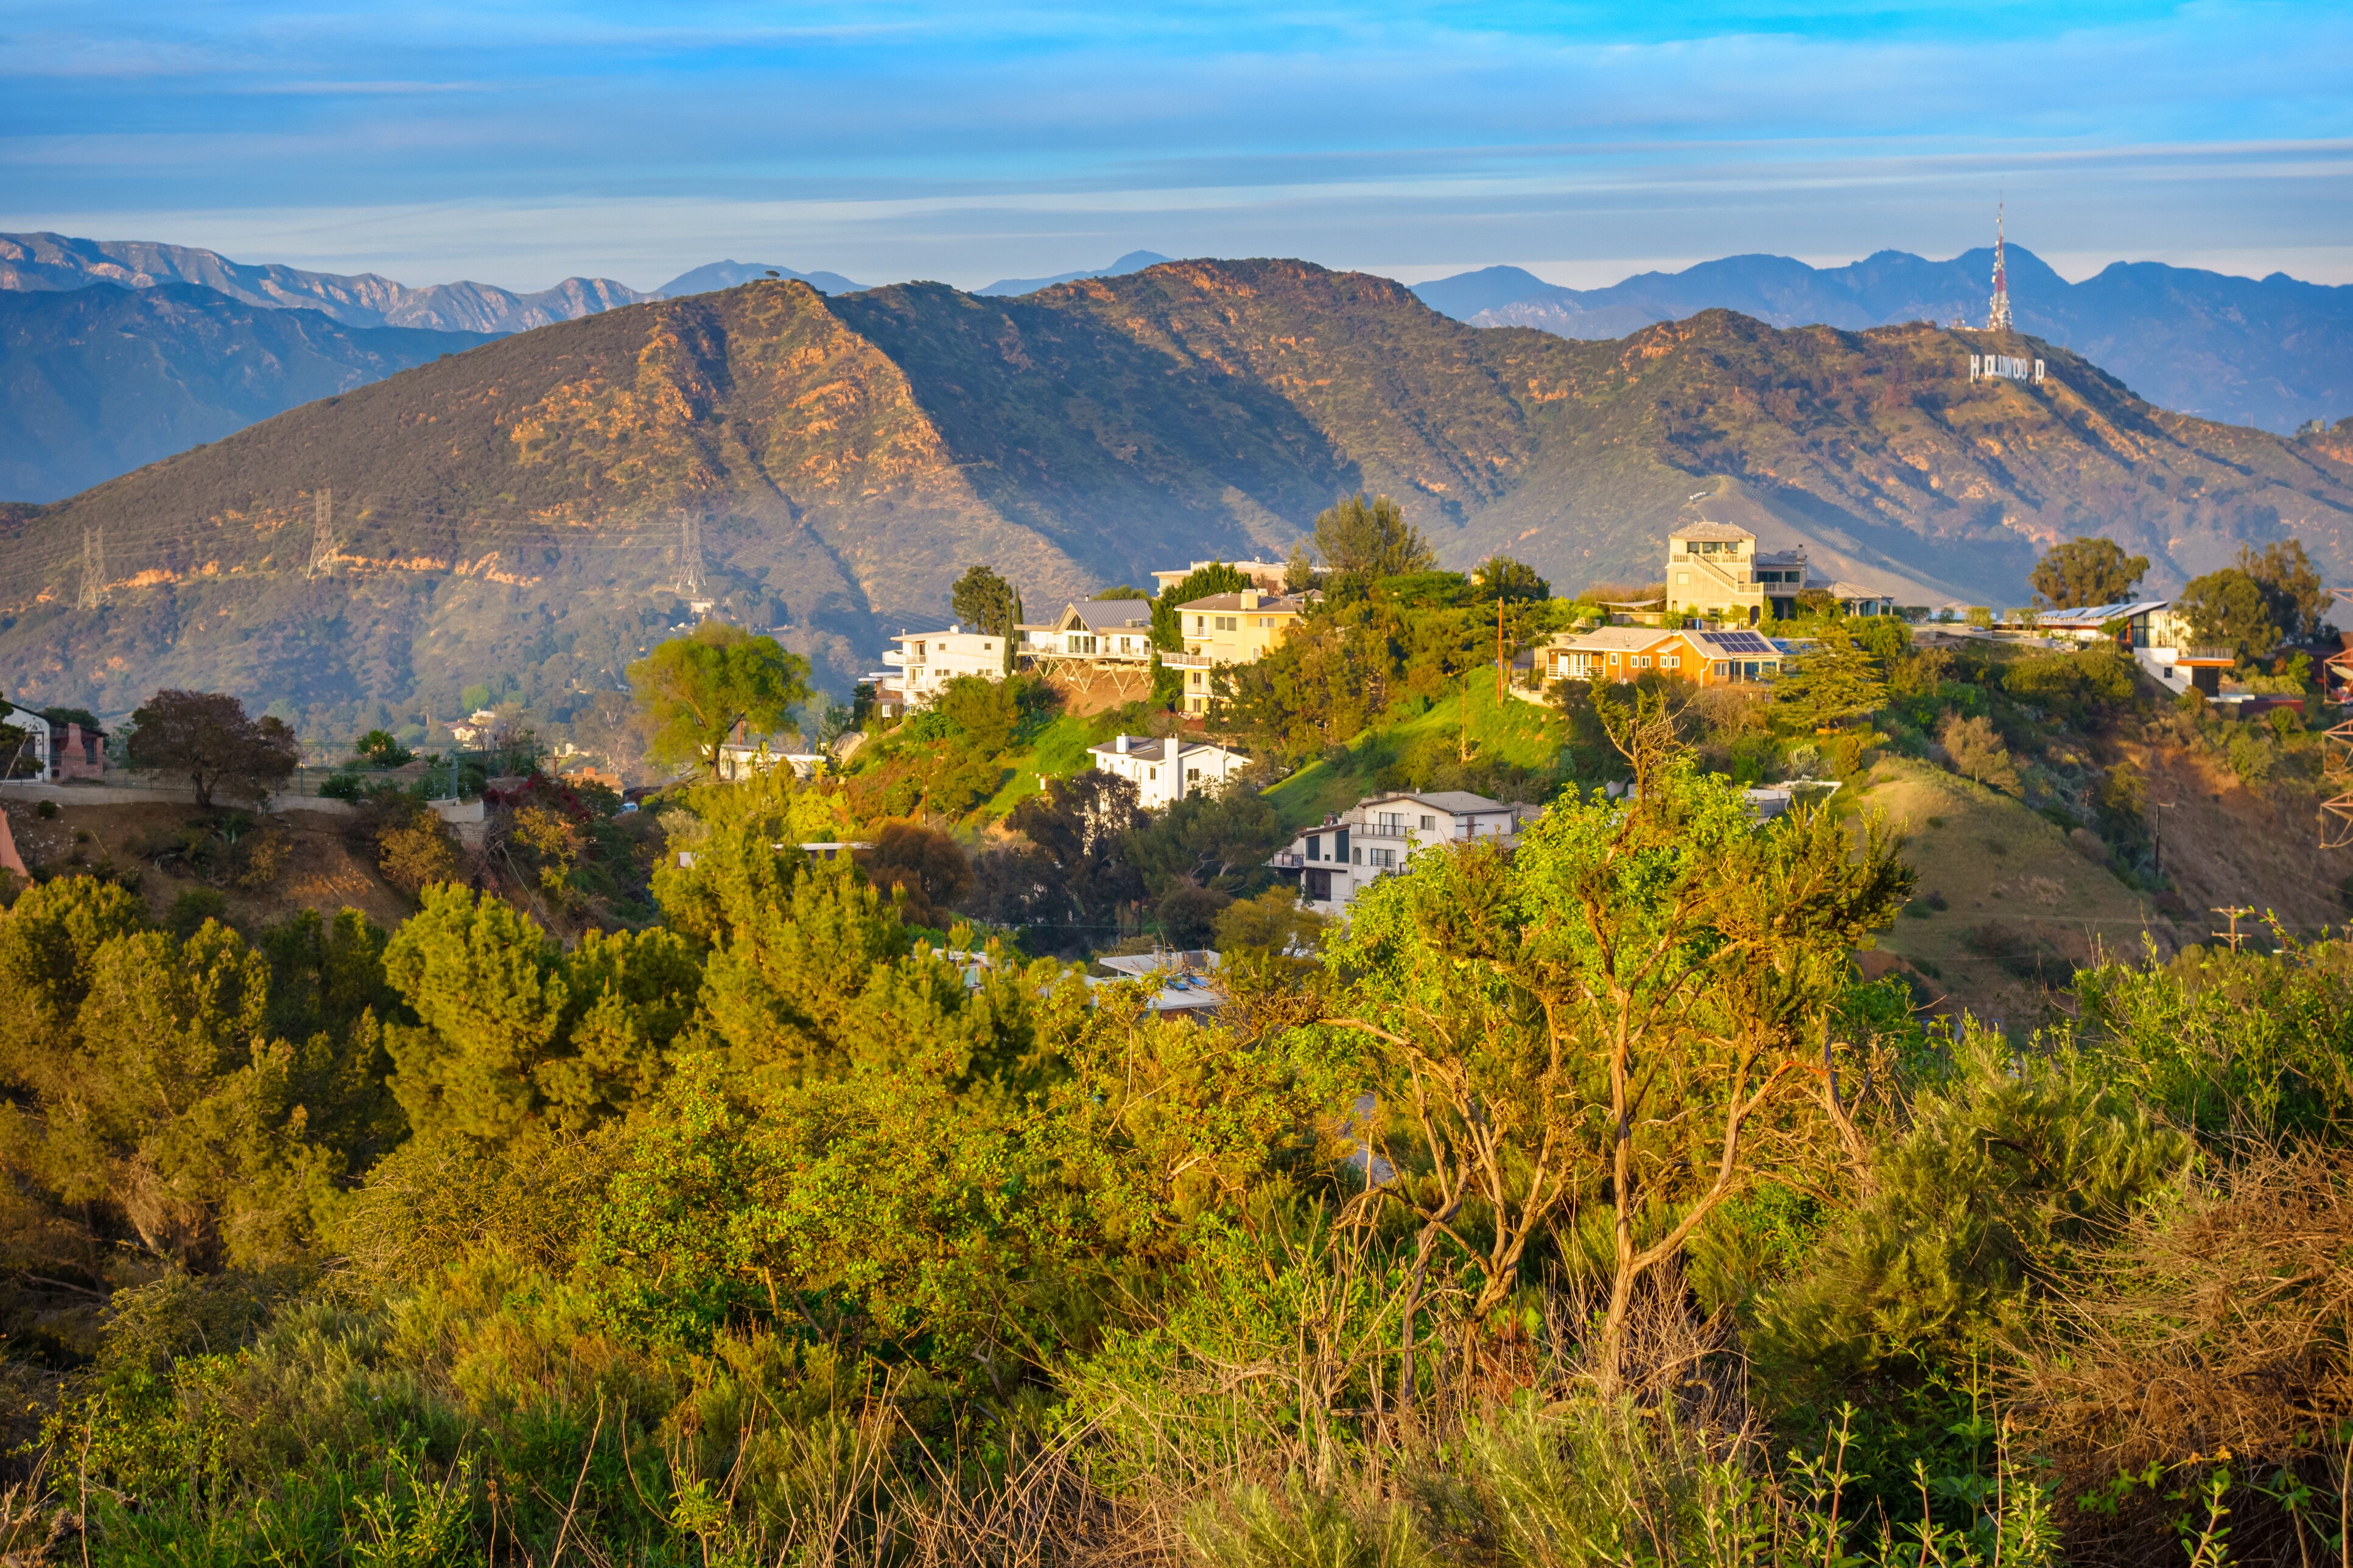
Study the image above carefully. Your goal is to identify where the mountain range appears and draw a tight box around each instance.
[978,251,1171,297]
[1412,248,2353,435]
[3,260,2349,730]
[0,284,492,502]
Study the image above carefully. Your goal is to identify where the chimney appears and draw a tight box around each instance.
[1240,589,1261,610]
[1115,733,1131,754]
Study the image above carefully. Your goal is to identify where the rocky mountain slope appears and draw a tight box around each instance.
[3,259,2349,726]
[0,232,643,335]
[1,284,493,501]
[1414,248,2353,436]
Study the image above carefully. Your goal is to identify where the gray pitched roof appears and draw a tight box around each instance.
[1059,599,1154,632]
[1669,520,1756,542]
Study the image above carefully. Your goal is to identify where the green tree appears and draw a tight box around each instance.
[1313,494,1434,579]
[951,564,1018,638]
[382,886,700,1145]
[125,690,301,809]
[1092,584,1150,601]
[1773,631,1888,728]
[2030,536,2150,609]
[352,729,413,768]
[627,623,812,780]
[1283,541,1320,593]
[1151,562,1254,651]
[1472,555,1550,602]
[2237,538,2332,639]
[2175,568,2282,662]
[1330,702,1910,1388]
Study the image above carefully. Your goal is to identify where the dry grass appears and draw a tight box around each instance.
[2015,1148,2353,1476]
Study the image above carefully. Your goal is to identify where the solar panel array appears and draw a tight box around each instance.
[1700,631,1776,655]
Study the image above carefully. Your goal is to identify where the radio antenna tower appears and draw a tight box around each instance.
[76,527,107,611]
[1987,202,2015,333]
[672,514,707,597]
[306,486,335,579]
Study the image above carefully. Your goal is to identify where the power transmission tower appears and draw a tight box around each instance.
[673,514,707,598]
[306,487,335,579]
[76,527,107,610]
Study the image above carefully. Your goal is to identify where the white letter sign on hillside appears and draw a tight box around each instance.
[1968,352,2045,385]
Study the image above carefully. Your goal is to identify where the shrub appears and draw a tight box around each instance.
[167,887,228,937]
[1938,714,2022,796]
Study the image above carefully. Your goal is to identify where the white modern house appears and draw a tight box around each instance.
[2034,599,2231,695]
[1087,733,1252,810]
[880,624,1012,711]
[1268,789,1534,917]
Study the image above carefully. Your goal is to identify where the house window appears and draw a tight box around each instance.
[1306,834,1321,860]
[1376,811,1406,835]
[1608,653,1621,666]
[1661,655,1678,669]
[1713,661,1730,678]
[1420,814,1434,830]
[1352,849,1362,864]
[1148,767,1157,780]
[1216,615,1237,631]
[1369,848,1397,869]
[1191,671,1204,687]
[1186,768,1199,783]
[1636,656,1651,669]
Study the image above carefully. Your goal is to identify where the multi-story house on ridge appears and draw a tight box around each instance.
[881,625,1011,712]
[1665,521,1813,623]
[1268,789,1535,916]
[1172,587,1310,715]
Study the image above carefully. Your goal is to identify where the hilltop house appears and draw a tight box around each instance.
[1087,733,1252,810]
[1173,587,1311,715]
[880,624,1012,712]
[1269,789,1534,917]
[1535,625,1789,687]
[1151,559,1288,595]
[1666,522,1812,623]
[2035,598,2232,695]
[1,702,105,783]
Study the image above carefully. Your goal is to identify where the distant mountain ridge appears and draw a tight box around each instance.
[4,260,2350,732]
[0,283,493,501]
[653,260,867,297]
[1413,248,2353,435]
[978,251,1171,297]
[0,232,646,335]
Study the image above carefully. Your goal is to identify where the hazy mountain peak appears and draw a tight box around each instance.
[652,260,867,297]
[976,250,1172,297]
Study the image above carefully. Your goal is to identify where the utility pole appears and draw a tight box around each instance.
[76,527,107,610]
[306,487,335,579]
[1495,594,1507,703]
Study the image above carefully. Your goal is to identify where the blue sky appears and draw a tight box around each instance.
[4,1,2349,292]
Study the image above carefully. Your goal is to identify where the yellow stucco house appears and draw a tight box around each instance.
[1173,587,1311,714]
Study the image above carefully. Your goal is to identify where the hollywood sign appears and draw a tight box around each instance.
[1969,352,2044,385]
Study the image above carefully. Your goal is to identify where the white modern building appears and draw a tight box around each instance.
[1149,559,1288,595]
[2035,598,2231,695]
[1087,733,1252,810]
[880,624,1011,711]
[1269,789,1535,917]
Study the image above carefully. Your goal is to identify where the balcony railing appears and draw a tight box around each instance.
[2172,646,2237,665]
[1268,851,1305,869]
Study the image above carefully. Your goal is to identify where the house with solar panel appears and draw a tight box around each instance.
[1536,625,1789,687]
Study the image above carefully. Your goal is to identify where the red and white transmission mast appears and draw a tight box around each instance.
[1987,203,2015,332]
